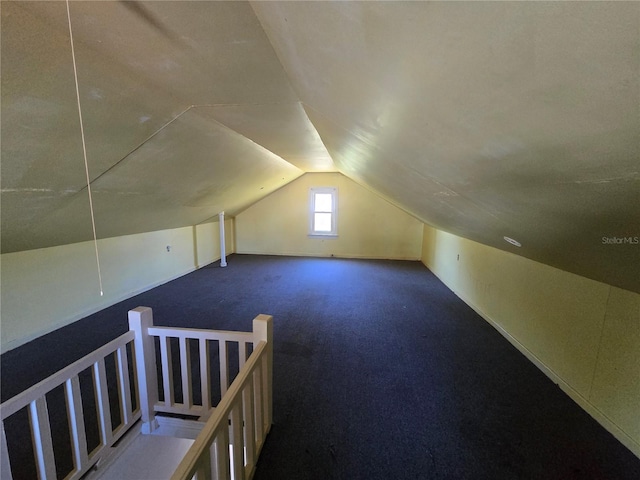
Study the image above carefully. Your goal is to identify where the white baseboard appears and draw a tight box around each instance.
[424,264,640,459]
[1,260,220,354]
[235,250,421,261]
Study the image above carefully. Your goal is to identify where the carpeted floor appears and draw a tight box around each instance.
[2,254,639,479]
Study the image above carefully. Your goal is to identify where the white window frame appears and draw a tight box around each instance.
[309,187,338,237]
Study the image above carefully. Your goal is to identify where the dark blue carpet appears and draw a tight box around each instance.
[2,254,638,479]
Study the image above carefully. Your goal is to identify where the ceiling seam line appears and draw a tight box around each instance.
[188,106,304,172]
[191,101,300,108]
[74,105,195,192]
[79,101,306,194]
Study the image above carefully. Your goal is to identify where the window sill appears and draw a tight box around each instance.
[308,233,338,238]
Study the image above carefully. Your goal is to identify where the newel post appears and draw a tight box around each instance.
[128,307,159,434]
[253,314,273,430]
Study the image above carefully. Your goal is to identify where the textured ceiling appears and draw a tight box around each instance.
[1,1,638,292]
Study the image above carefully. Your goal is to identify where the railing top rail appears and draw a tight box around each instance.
[147,326,253,343]
[0,331,135,419]
[170,340,268,480]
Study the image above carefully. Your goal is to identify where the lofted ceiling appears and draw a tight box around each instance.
[1,1,639,292]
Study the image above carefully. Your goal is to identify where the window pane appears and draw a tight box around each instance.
[314,213,332,232]
[314,193,333,212]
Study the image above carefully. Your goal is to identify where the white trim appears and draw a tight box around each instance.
[234,251,421,261]
[309,187,338,236]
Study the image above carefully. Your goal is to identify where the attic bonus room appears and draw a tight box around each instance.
[1,1,639,479]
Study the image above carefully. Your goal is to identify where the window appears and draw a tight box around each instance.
[309,187,337,236]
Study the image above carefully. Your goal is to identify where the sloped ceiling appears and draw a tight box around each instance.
[1,0,334,252]
[1,1,639,293]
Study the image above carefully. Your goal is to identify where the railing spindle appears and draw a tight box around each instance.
[160,335,175,407]
[230,402,245,480]
[242,381,256,469]
[116,345,133,426]
[29,397,57,480]
[212,429,230,480]
[65,375,89,473]
[239,342,247,371]
[194,446,212,480]
[200,339,211,411]
[260,355,269,434]
[179,336,193,409]
[94,358,113,446]
[219,341,228,396]
[253,365,264,444]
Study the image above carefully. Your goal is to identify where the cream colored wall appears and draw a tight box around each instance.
[0,220,234,353]
[421,224,640,457]
[195,219,235,268]
[235,172,423,259]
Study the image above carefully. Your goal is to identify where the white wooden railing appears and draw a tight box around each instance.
[1,308,273,480]
[170,314,273,480]
[128,307,269,432]
[0,331,140,480]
